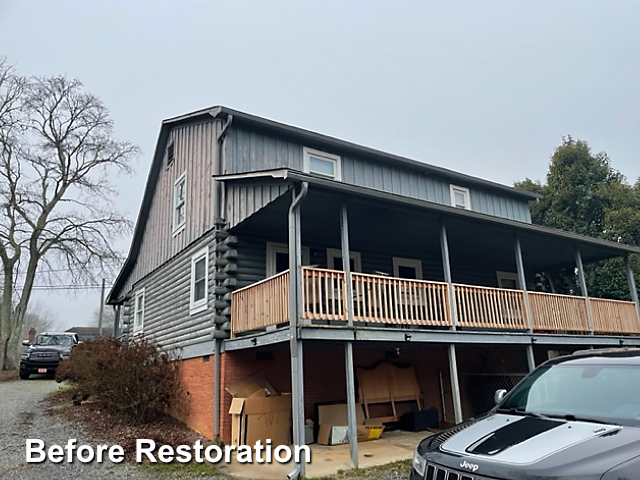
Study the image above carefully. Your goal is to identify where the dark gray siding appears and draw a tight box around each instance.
[123,120,219,294]
[226,182,291,229]
[233,233,529,291]
[120,234,217,351]
[225,127,532,223]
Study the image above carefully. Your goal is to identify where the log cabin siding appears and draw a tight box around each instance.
[225,127,532,223]
[122,120,219,294]
[120,234,217,350]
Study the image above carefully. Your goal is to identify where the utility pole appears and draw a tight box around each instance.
[98,278,105,338]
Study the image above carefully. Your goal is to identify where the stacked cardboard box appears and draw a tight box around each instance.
[227,372,292,447]
[317,403,384,445]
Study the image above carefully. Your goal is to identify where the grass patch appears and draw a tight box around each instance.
[318,459,412,479]
[0,369,18,382]
[141,459,230,478]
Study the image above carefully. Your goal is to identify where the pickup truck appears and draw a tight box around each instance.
[19,332,79,379]
[410,348,640,480]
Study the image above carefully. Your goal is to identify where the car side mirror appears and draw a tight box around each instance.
[494,389,507,404]
[22,340,30,347]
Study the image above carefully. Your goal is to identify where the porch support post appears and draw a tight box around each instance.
[340,204,359,469]
[514,236,535,372]
[289,184,308,479]
[575,246,594,335]
[624,254,640,328]
[439,221,463,424]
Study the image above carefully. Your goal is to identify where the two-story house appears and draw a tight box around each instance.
[108,106,640,474]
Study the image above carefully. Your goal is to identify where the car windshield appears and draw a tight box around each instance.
[33,335,75,346]
[500,361,640,427]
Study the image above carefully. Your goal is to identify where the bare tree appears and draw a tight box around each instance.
[0,58,139,369]
[91,306,116,335]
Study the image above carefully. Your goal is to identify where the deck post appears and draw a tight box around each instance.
[288,184,308,478]
[514,236,536,371]
[439,221,463,424]
[448,345,464,424]
[575,247,594,335]
[340,204,359,469]
[624,254,640,328]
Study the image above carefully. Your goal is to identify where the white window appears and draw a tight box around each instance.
[393,257,423,280]
[266,242,310,277]
[173,172,187,234]
[450,185,471,210]
[133,289,145,333]
[327,248,361,272]
[190,247,208,314]
[497,271,521,290]
[303,147,341,180]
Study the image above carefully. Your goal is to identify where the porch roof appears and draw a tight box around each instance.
[215,169,640,272]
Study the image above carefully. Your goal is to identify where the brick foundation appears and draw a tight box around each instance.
[180,355,215,439]
[184,343,533,444]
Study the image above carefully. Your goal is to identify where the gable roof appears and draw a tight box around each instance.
[107,106,541,303]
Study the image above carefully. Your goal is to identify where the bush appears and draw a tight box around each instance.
[56,337,186,424]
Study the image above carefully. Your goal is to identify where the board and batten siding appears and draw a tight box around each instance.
[122,120,219,294]
[224,127,532,223]
[226,182,291,229]
[121,235,217,351]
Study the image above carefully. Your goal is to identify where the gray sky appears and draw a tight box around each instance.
[1,0,639,330]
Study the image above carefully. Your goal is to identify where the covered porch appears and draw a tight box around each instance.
[219,170,640,476]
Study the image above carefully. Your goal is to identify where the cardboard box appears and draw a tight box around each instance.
[317,403,384,445]
[226,372,278,398]
[227,373,291,447]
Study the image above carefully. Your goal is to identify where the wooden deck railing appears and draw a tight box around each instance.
[231,267,640,336]
[350,273,450,326]
[453,284,528,330]
[528,291,590,332]
[231,270,290,336]
[591,297,640,334]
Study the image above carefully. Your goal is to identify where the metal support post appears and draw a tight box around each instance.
[340,204,359,469]
[575,247,594,335]
[514,236,536,371]
[624,254,640,330]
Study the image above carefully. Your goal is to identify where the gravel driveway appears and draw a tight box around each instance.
[0,376,223,480]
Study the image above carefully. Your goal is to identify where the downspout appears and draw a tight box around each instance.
[288,182,308,480]
[213,114,233,441]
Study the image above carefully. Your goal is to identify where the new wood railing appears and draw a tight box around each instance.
[528,291,590,332]
[231,270,290,336]
[350,273,450,326]
[591,297,640,334]
[454,284,528,330]
[231,267,640,336]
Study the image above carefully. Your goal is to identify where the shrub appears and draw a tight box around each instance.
[56,337,186,424]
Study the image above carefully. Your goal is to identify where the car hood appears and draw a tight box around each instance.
[428,413,640,479]
[27,345,71,354]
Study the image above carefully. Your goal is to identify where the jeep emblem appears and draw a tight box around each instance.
[460,460,480,472]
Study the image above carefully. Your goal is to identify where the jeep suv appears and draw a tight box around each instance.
[411,348,640,480]
[19,332,79,379]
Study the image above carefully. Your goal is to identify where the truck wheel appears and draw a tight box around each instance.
[19,372,30,380]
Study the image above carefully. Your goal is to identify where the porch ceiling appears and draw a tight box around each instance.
[229,182,635,273]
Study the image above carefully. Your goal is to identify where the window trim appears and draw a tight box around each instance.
[327,248,361,272]
[190,246,209,315]
[392,257,423,280]
[133,288,145,334]
[497,271,521,290]
[266,242,310,277]
[173,171,187,235]
[303,147,342,181]
[450,184,471,210]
